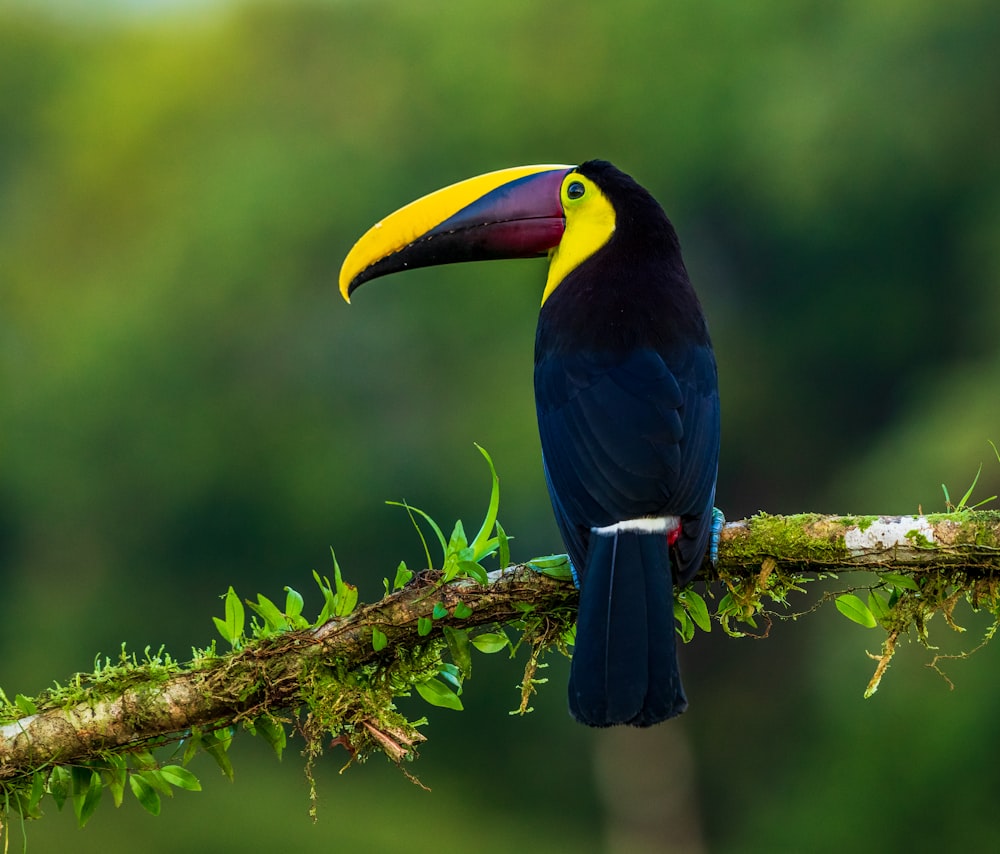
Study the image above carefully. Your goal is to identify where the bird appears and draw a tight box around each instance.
[339,160,720,727]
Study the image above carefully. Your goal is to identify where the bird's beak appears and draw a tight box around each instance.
[339,164,574,302]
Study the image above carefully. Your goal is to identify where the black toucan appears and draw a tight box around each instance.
[340,160,720,727]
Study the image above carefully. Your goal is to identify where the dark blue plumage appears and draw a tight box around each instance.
[534,161,719,726]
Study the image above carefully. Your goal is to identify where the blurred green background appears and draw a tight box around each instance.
[2,0,1000,850]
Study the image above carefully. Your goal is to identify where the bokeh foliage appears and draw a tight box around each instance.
[2,0,1000,850]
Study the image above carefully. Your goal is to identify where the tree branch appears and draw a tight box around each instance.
[2,512,999,813]
[714,511,1000,574]
[0,563,578,782]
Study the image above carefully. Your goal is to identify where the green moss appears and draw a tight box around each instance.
[904,529,935,549]
[974,526,999,548]
[726,512,851,566]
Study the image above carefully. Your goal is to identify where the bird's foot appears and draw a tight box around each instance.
[710,507,725,564]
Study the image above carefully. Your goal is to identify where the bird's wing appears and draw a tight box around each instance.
[535,345,719,575]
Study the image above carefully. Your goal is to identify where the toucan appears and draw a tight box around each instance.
[339,160,720,727]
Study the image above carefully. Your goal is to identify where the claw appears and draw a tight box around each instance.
[709,507,725,565]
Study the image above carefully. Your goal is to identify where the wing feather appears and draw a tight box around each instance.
[536,344,719,578]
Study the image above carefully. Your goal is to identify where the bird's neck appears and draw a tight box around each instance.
[536,250,709,358]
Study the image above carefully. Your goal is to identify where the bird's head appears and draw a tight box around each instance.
[339,161,625,307]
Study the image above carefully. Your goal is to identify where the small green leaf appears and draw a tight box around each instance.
[438,662,463,691]
[674,601,695,643]
[372,627,388,651]
[836,594,877,628]
[496,520,511,570]
[129,774,161,816]
[284,586,304,619]
[28,770,47,812]
[48,765,71,810]
[470,444,501,561]
[159,765,202,792]
[72,766,102,827]
[137,769,174,798]
[471,631,509,653]
[14,694,38,715]
[957,463,983,510]
[181,730,203,767]
[867,591,891,626]
[224,586,245,642]
[443,521,470,581]
[254,715,287,760]
[130,749,157,771]
[432,601,450,620]
[393,561,413,591]
[453,601,473,619]
[417,616,433,637]
[204,730,235,781]
[458,560,488,584]
[313,569,337,624]
[331,550,359,616]
[442,626,472,678]
[248,593,288,633]
[257,715,288,759]
[214,586,245,648]
[106,754,127,808]
[448,519,469,554]
[215,727,234,751]
[415,677,464,711]
[679,589,712,633]
[879,572,919,591]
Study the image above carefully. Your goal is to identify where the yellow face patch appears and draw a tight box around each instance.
[541,172,616,305]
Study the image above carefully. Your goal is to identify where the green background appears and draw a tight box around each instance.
[2,0,1000,850]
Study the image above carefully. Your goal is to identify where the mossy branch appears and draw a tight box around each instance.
[2,511,1000,826]
[711,511,1000,575]
[0,565,578,782]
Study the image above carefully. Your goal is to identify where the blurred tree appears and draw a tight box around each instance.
[2,0,999,851]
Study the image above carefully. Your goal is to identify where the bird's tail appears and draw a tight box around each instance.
[568,528,686,727]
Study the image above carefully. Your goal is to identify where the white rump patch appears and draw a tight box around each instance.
[592,516,681,536]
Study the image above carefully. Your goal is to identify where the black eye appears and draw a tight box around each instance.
[567,181,586,200]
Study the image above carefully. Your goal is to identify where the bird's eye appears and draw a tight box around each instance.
[566,181,586,200]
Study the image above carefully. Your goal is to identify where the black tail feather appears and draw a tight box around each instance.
[568,529,687,727]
